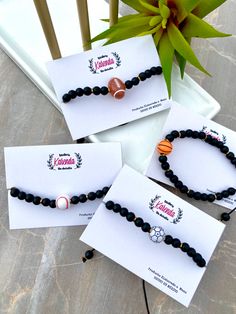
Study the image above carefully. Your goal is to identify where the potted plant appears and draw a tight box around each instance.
[92,0,230,96]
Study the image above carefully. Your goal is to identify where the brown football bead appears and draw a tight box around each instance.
[108,77,126,100]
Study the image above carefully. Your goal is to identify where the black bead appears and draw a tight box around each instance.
[25,193,34,203]
[62,93,71,103]
[186,129,193,137]
[174,180,183,189]
[187,190,195,198]
[33,196,41,205]
[159,155,167,163]
[164,235,173,245]
[192,131,199,139]
[85,250,94,260]
[166,134,174,142]
[42,198,50,206]
[93,86,101,95]
[79,194,87,203]
[142,222,151,232]
[180,130,186,138]
[228,187,236,195]
[131,77,139,86]
[125,80,133,89]
[181,242,189,252]
[216,141,224,148]
[165,170,173,178]
[193,192,201,200]
[139,72,146,81]
[216,192,223,200]
[126,212,135,222]
[198,131,206,139]
[96,190,104,198]
[171,130,179,138]
[231,158,236,165]
[205,135,213,143]
[156,66,162,75]
[207,194,215,202]
[222,190,229,198]
[134,217,144,227]
[102,186,109,195]
[71,196,79,204]
[197,258,206,268]
[49,200,56,208]
[193,253,203,264]
[87,192,96,201]
[76,88,84,97]
[226,152,235,160]
[68,90,77,99]
[180,185,188,193]
[221,212,230,221]
[200,193,208,201]
[172,238,181,248]
[113,204,121,213]
[187,248,196,257]
[220,145,229,154]
[170,175,178,184]
[83,87,92,96]
[105,200,114,210]
[18,191,26,200]
[145,70,152,78]
[120,207,128,217]
[10,187,20,197]
[161,162,169,170]
[211,139,219,146]
[101,86,109,95]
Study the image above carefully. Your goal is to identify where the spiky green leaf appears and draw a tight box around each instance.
[167,21,210,75]
[192,0,227,18]
[139,0,160,13]
[182,13,231,38]
[149,15,162,26]
[174,0,200,23]
[154,28,163,45]
[158,31,174,97]
[121,0,152,13]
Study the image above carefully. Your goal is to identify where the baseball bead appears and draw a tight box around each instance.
[56,194,70,210]
[108,77,126,99]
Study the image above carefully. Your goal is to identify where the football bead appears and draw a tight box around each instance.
[149,226,165,243]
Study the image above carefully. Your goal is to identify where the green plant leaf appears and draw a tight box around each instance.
[139,23,162,36]
[100,18,109,22]
[149,15,162,26]
[182,13,231,38]
[111,16,152,28]
[158,31,174,97]
[116,13,147,24]
[121,0,152,13]
[139,0,160,13]
[154,28,163,45]
[159,2,170,18]
[167,21,210,75]
[192,0,227,18]
[174,0,200,23]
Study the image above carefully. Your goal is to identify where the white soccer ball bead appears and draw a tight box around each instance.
[56,194,71,210]
[149,226,165,243]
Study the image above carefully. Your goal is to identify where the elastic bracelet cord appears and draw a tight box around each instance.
[157,129,236,222]
[103,200,206,268]
[9,186,110,210]
[62,66,162,103]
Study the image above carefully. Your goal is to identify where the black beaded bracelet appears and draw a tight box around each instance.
[105,200,206,267]
[9,186,110,210]
[157,129,236,222]
[62,66,162,103]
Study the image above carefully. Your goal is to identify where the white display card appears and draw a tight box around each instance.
[146,102,236,210]
[4,143,122,229]
[47,36,170,140]
[80,165,225,307]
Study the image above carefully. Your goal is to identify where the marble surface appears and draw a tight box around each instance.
[1,1,236,313]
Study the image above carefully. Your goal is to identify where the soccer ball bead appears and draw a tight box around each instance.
[149,226,165,243]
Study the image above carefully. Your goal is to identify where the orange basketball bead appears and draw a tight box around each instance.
[157,140,173,155]
[108,77,126,99]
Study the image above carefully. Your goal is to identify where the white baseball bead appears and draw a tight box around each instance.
[56,194,70,210]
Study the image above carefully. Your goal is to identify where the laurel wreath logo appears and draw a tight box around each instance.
[88,58,97,74]
[201,126,226,144]
[74,152,82,169]
[111,52,121,67]
[47,154,55,170]
[171,208,183,224]
[149,195,161,211]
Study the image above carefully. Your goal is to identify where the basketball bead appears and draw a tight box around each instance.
[108,77,126,99]
[157,140,173,155]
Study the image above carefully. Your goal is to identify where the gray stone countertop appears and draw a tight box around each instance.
[1,2,236,313]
